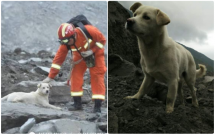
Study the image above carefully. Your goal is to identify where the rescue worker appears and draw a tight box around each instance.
[42,23,106,113]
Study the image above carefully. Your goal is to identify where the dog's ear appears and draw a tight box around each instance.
[49,84,52,88]
[37,83,41,88]
[156,9,170,25]
[130,2,142,13]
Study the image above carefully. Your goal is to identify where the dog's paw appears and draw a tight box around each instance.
[124,96,133,99]
[166,110,173,114]
[124,94,140,100]
[192,102,199,108]
[166,107,174,114]
[192,99,199,107]
[56,107,62,110]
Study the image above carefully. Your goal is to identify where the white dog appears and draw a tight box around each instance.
[1,83,61,110]
[125,3,207,113]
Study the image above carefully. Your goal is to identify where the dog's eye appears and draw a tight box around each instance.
[43,87,45,89]
[143,15,150,20]
[134,13,137,17]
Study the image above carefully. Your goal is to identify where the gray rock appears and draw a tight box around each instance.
[208,89,214,92]
[41,58,52,63]
[1,102,72,132]
[18,80,66,87]
[20,118,36,133]
[3,127,20,134]
[79,120,98,133]
[18,57,44,64]
[197,84,206,90]
[49,85,71,103]
[97,122,107,132]
[14,48,22,54]
[29,57,42,62]
[37,50,52,58]
[108,54,136,77]
[29,119,97,134]
[20,52,26,55]
[203,76,214,84]
[18,59,28,64]
[51,83,91,104]
[86,114,99,122]
[29,122,56,133]
[97,113,107,122]
[2,84,35,97]
[31,66,50,76]
[186,96,192,103]
[8,65,18,74]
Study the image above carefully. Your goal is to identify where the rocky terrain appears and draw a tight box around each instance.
[108,1,139,66]
[108,1,214,133]
[1,1,107,134]
[108,54,214,133]
[1,48,107,134]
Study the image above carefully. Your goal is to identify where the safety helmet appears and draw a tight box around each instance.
[58,23,76,44]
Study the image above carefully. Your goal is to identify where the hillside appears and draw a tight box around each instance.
[108,1,140,66]
[178,43,214,73]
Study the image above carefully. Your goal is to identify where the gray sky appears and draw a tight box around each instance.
[119,1,214,60]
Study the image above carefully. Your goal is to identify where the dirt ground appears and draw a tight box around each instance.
[108,55,214,133]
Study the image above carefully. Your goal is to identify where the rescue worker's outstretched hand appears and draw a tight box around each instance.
[42,77,53,83]
[81,50,93,58]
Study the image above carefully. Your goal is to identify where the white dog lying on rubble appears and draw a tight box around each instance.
[1,83,61,110]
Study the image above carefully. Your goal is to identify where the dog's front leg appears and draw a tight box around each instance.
[48,104,61,110]
[177,81,184,106]
[166,79,178,113]
[43,102,62,110]
[12,98,23,103]
[125,74,155,99]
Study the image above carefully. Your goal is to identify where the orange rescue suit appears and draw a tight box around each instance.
[48,25,106,100]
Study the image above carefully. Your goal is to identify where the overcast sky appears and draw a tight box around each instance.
[119,1,214,60]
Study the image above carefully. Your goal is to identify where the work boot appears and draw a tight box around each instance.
[68,96,83,111]
[93,99,102,113]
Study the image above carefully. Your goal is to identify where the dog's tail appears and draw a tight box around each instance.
[1,95,8,102]
[196,64,207,79]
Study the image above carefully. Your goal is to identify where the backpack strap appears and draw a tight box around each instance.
[77,22,92,40]
[73,27,91,59]
[73,44,85,59]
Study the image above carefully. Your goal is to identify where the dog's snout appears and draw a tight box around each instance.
[46,90,49,94]
[127,18,135,27]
